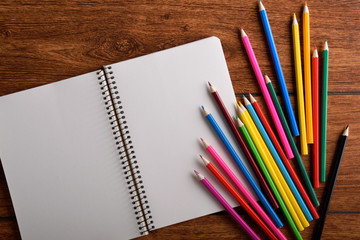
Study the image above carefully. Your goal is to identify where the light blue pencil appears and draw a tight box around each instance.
[201,105,283,228]
[243,96,313,222]
[258,0,299,137]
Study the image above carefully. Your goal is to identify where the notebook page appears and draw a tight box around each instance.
[0,72,140,240]
[109,37,257,229]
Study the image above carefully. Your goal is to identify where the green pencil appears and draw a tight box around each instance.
[321,40,329,182]
[235,117,302,240]
[265,74,319,207]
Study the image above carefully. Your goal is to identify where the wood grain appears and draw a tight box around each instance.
[0,0,359,239]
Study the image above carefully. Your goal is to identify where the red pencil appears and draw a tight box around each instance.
[249,92,319,220]
[208,82,279,210]
[200,155,278,240]
[312,46,320,188]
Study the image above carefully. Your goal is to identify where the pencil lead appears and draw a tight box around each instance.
[194,170,199,174]
[201,105,204,110]
[264,72,267,76]
[208,81,212,87]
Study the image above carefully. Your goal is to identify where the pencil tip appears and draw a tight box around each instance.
[208,81,212,87]
[343,125,349,136]
[200,137,204,142]
[201,105,204,110]
[194,170,199,175]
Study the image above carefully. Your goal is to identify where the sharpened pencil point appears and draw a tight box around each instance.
[200,137,209,148]
[240,28,247,38]
[194,170,205,180]
[249,93,256,103]
[200,155,209,166]
[258,0,265,11]
[243,95,250,106]
[324,40,329,50]
[201,105,204,110]
[343,125,349,136]
[208,81,212,87]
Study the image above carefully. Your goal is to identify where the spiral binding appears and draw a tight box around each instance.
[97,66,155,235]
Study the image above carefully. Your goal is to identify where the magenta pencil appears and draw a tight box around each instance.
[201,138,286,240]
[194,170,261,240]
[240,28,294,159]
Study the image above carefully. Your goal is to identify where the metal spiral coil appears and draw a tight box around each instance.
[97,67,155,235]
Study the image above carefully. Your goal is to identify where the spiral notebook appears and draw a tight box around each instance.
[0,37,255,240]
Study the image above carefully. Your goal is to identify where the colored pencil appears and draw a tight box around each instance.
[237,104,305,231]
[243,96,313,222]
[249,91,319,219]
[200,155,280,240]
[240,27,294,159]
[313,126,349,239]
[200,139,287,239]
[265,75,320,207]
[258,0,299,137]
[312,46,320,188]
[321,40,329,182]
[201,106,282,227]
[235,119,302,240]
[194,170,261,240]
[207,82,278,209]
[237,104,307,231]
[292,14,308,155]
[303,3,313,143]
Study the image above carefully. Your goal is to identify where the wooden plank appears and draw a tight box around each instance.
[0,219,21,240]
[0,0,359,97]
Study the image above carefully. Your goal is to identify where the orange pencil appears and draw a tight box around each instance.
[200,155,278,240]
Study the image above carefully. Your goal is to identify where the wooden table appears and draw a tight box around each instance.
[0,0,359,239]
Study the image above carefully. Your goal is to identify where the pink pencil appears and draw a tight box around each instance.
[240,28,294,159]
[201,138,286,240]
[194,170,261,240]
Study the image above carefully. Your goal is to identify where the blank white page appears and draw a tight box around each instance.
[109,37,257,230]
[0,72,140,240]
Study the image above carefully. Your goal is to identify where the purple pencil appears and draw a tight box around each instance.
[194,170,261,240]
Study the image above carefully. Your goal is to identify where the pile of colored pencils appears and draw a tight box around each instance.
[193,1,349,239]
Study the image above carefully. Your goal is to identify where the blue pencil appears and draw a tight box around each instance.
[201,105,283,227]
[242,96,313,222]
[258,0,299,137]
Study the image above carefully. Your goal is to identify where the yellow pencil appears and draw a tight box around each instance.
[237,104,309,231]
[293,13,308,155]
[303,3,313,144]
